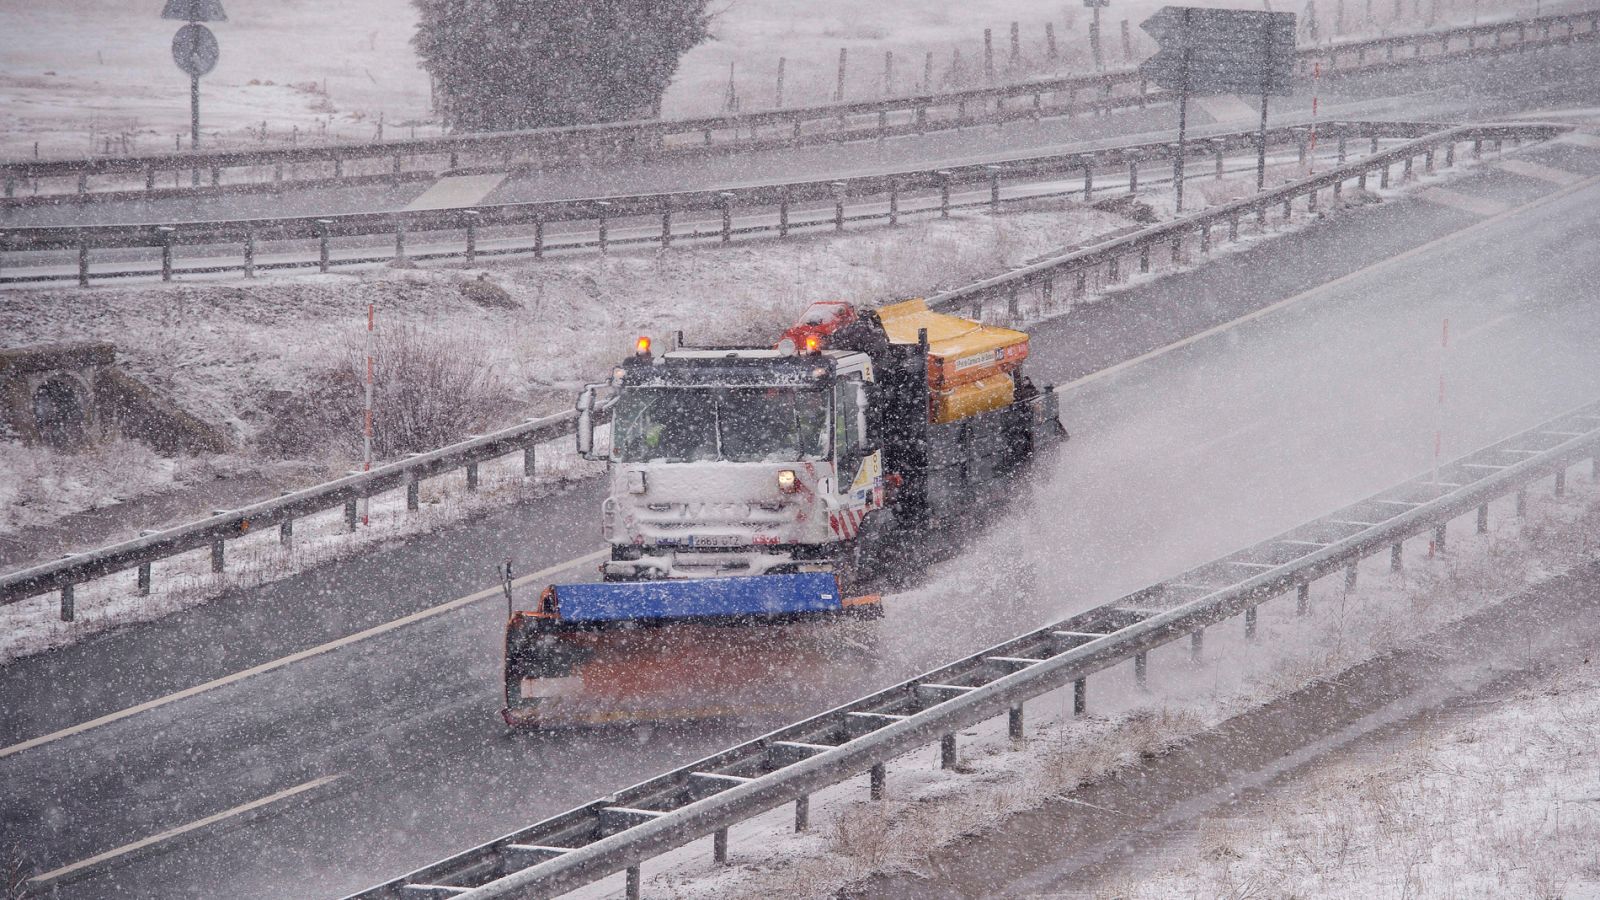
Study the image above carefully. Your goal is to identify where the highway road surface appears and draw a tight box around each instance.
[4,132,1600,896]
[2,41,1596,230]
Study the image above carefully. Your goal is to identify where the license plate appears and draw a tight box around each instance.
[691,534,742,547]
[521,676,584,699]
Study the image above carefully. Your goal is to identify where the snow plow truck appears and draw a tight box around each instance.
[502,299,1065,727]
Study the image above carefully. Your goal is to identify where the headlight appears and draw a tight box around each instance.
[777,469,798,492]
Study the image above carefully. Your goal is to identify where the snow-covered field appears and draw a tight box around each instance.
[561,472,1600,900]
[0,0,1527,160]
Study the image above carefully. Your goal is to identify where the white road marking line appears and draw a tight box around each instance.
[1493,157,1584,185]
[1457,311,1520,342]
[28,774,343,885]
[1416,187,1511,217]
[0,550,606,761]
[1556,132,1600,148]
[403,173,509,211]
[1195,95,1257,123]
[1059,170,1600,394]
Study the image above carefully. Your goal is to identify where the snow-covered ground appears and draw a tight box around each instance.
[553,473,1600,900]
[0,0,1530,160]
[1108,661,1600,897]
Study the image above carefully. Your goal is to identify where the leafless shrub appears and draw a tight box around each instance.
[825,803,895,872]
[260,324,510,459]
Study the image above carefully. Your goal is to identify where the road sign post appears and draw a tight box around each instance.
[1085,0,1111,71]
[163,1,227,186]
[1139,6,1295,210]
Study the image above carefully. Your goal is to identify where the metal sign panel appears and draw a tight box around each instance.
[1138,7,1295,96]
[171,23,220,77]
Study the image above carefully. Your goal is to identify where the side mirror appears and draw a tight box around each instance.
[853,382,880,454]
[575,384,600,460]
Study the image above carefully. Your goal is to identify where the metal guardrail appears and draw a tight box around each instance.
[3,10,1593,204]
[0,408,591,616]
[924,121,1572,317]
[346,397,1600,900]
[0,120,1443,286]
[0,119,1569,618]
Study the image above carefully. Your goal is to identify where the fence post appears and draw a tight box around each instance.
[1344,562,1358,591]
[1009,703,1024,741]
[158,226,175,282]
[869,762,887,799]
[534,220,546,259]
[1139,246,1150,274]
[60,583,75,622]
[940,734,958,769]
[467,461,480,490]
[660,202,673,249]
[1228,214,1240,242]
[1128,156,1139,192]
[986,165,1002,211]
[524,446,537,477]
[888,181,899,226]
[1134,650,1148,688]
[1082,160,1093,199]
[1074,677,1087,716]
[720,191,735,243]
[211,539,225,573]
[1213,139,1225,179]
[464,209,479,262]
[407,478,420,511]
[831,182,846,231]
[778,190,790,237]
[1190,627,1204,661]
[713,827,729,864]
[1245,605,1257,640]
[1477,503,1489,533]
[77,236,90,287]
[937,171,952,217]
[345,499,358,532]
[794,795,810,832]
[1391,542,1404,570]
[317,219,333,273]
[1434,522,1448,553]
[625,865,641,900]
[596,201,611,254]
[243,227,256,278]
[1296,582,1310,615]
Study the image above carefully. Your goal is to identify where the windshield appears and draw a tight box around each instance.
[612,386,830,463]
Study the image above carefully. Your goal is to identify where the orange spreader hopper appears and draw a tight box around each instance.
[877,299,1031,424]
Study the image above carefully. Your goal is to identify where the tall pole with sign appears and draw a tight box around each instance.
[1138,7,1295,211]
[162,0,227,184]
[1085,0,1111,71]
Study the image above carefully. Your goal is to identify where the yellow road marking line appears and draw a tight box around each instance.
[0,550,606,761]
[28,774,343,885]
[1058,170,1600,394]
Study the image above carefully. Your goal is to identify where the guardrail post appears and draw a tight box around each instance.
[280,516,294,546]
[720,192,735,243]
[794,795,809,831]
[1128,157,1139,193]
[1554,468,1566,496]
[1516,489,1527,517]
[209,166,220,187]
[464,210,479,262]
[1138,246,1150,274]
[778,190,790,237]
[157,226,175,281]
[1245,605,1257,640]
[407,478,420,511]
[137,540,153,595]
[272,164,283,193]
[1472,137,1482,159]
[1107,256,1120,283]
[345,498,359,532]
[1403,156,1413,181]
[534,220,546,258]
[1074,677,1087,716]
[1228,215,1239,242]
[713,826,729,864]
[915,105,927,134]
[1009,703,1024,741]
[596,201,611,254]
[77,173,88,198]
[243,228,256,278]
[60,583,74,622]
[1075,271,1087,298]
[523,446,537,477]
[1391,542,1403,571]
[937,171,951,218]
[888,181,899,226]
[1257,202,1267,228]
[144,168,155,192]
[940,734,957,769]
[869,762,887,799]
[1213,139,1225,179]
[831,182,846,232]
[1296,128,1309,165]
[394,220,406,260]
[1358,170,1368,191]
[1082,160,1093,200]
[317,219,332,273]
[1433,522,1447,554]
[986,165,1002,211]
[1170,236,1182,265]
[625,865,641,900]
[333,156,343,179]
[1477,503,1489,534]
[211,538,225,573]
[1344,562,1358,591]
[1134,651,1148,688]
[1445,142,1455,167]
[1380,164,1391,189]
[1004,285,1020,320]
[76,235,90,287]
[971,297,984,321]
[1200,224,1211,254]
[1189,628,1204,661]
[1309,186,1320,212]
[1041,276,1054,310]
[1296,582,1310,615]
[467,461,480,490]
[1282,196,1294,221]
[1424,149,1435,174]
[391,154,403,182]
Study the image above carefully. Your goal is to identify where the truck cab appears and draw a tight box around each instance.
[578,341,884,582]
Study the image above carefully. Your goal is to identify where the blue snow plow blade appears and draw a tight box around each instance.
[552,573,842,623]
